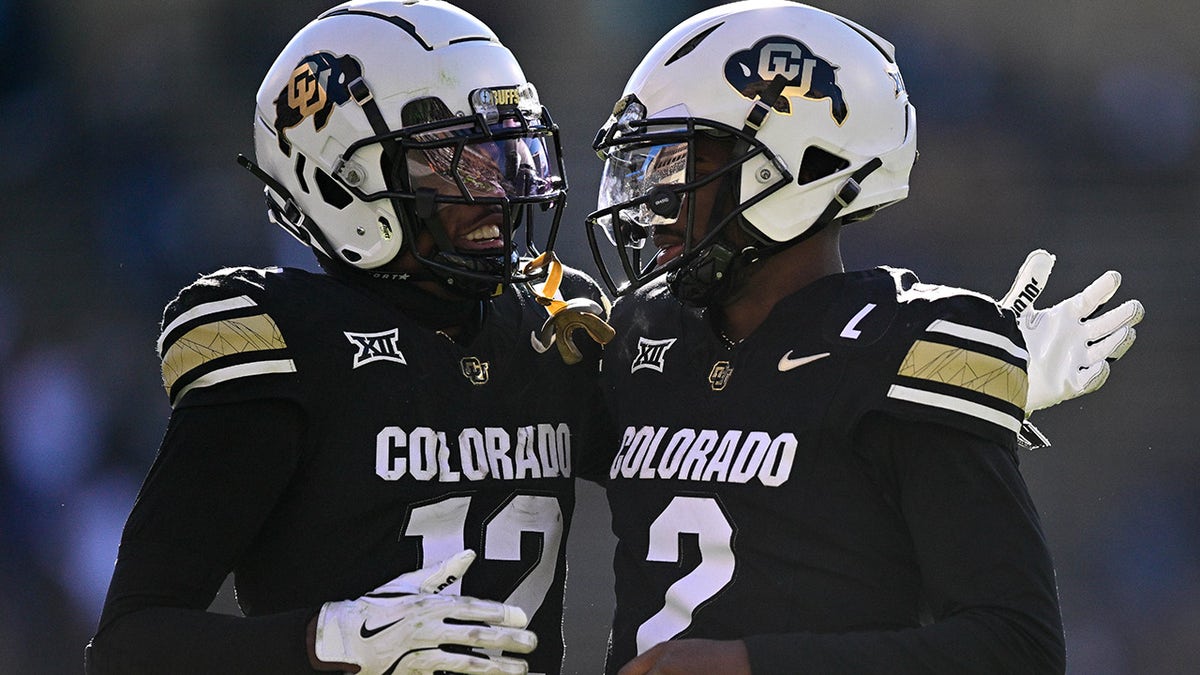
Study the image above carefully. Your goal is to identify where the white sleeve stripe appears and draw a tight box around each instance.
[171,359,296,405]
[887,384,1021,433]
[157,295,258,355]
[925,319,1028,360]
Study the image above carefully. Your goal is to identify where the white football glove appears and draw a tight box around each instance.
[999,249,1144,413]
[315,550,537,675]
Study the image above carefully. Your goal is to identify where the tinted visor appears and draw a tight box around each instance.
[406,119,560,201]
[595,139,689,246]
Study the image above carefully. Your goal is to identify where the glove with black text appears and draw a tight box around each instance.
[315,550,537,675]
[999,249,1144,413]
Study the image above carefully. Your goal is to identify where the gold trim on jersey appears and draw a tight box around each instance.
[925,319,1028,360]
[161,313,289,393]
[157,295,257,356]
[898,339,1028,409]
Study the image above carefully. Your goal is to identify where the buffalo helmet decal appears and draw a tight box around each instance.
[272,52,364,155]
[724,37,848,125]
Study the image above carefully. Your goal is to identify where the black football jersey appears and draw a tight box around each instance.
[127,265,609,674]
[600,268,1055,672]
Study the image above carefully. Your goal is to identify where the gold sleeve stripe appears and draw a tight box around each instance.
[925,319,1028,360]
[171,359,298,405]
[887,385,1021,433]
[157,295,258,355]
[898,339,1028,409]
[161,313,288,393]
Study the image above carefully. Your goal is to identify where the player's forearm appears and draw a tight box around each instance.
[85,605,318,674]
[773,417,1065,674]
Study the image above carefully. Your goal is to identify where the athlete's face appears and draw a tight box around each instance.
[375,175,504,281]
[651,133,737,267]
[408,148,511,255]
[399,116,551,259]
[375,186,503,284]
[410,168,507,255]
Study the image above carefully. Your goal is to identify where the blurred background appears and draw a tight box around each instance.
[0,0,1196,672]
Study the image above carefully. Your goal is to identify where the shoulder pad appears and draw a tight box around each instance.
[157,267,296,407]
[842,268,1029,444]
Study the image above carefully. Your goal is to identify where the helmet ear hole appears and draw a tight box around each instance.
[294,154,310,193]
[796,146,850,185]
[315,168,353,209]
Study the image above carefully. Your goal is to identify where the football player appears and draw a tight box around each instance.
[84,2,612,674]
[585,1,1143,673]
[84,2,1139,674]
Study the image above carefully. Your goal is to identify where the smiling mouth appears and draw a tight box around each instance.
[457,215,505,252]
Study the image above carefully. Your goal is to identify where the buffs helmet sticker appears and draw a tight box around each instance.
[724,37,848,125]
[272,52,363,154]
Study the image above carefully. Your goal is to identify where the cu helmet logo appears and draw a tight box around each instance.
[272,52,363,154]
[724,37,848,125]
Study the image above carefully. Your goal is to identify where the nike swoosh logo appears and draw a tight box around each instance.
[360,618,402,639]
[778,351,830,372]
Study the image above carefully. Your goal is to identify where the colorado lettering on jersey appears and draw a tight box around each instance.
[376,423,572,482]
[609,425,797,487]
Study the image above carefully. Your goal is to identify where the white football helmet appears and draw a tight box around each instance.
[244,0,567,297]
[585,0,916,303]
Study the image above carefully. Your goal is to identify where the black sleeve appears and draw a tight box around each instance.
[744,413,1065,674]
[85,398,320,674]
[556,268,618,486]
[573,374,620,486]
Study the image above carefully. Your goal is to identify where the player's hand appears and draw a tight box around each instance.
[999,249,1144,412]
[618,639,751,675]
[313,550,536,675]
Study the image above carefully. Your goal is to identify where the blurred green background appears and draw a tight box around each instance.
[1,1,1196,672]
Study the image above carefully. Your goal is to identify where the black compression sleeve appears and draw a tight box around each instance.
[743,413,1065,674]
[86,398,321,674]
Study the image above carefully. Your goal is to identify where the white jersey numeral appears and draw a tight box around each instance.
[840,302,877,339]
[401,496,471,594]
[636,496,736,655]
[402,493,563,627]
[484,494,564,622]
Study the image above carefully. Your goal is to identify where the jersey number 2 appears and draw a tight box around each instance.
[637,495,736,655]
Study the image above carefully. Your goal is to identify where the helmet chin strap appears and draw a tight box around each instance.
[667,172,745,307]
[667,75,786,307]
[237,153,344,261]
[670,156,883,308]
[667,73,885,307]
